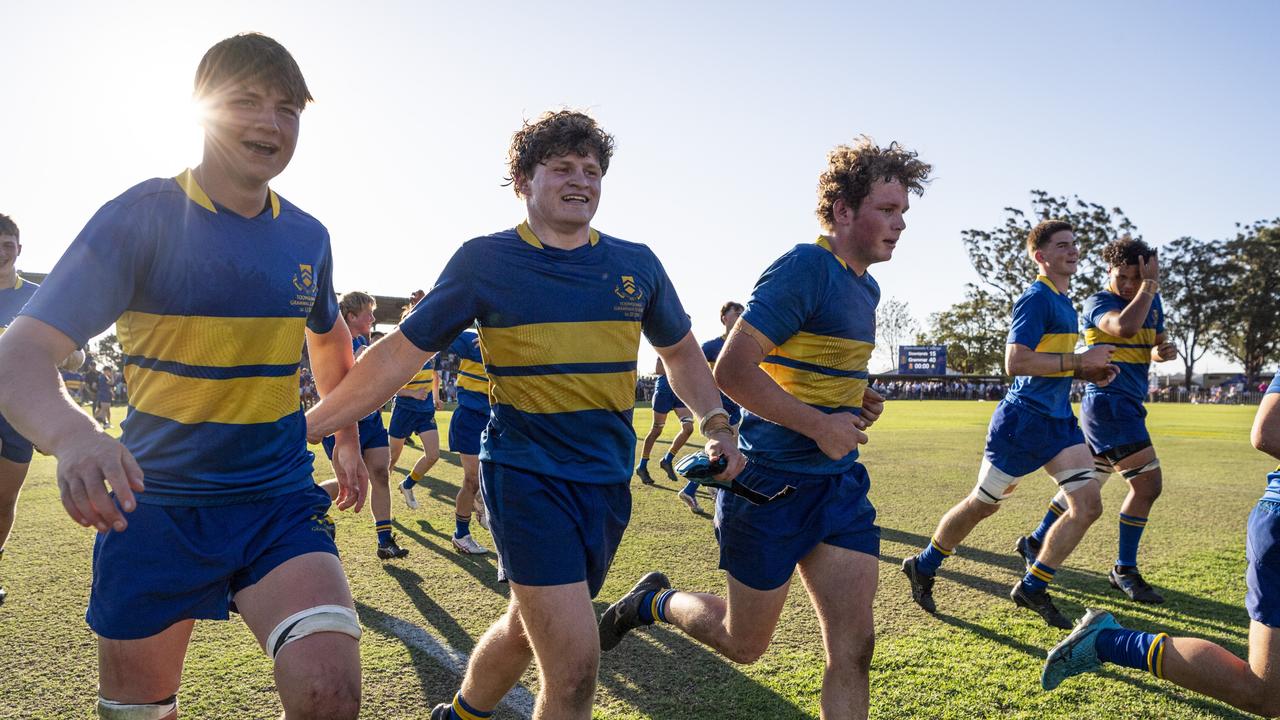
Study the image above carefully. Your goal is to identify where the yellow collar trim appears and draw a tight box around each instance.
[11,277,22,290]
[816,236,849,270]
[516,221,599,249]
[1036,275,1061,295]
[175,169,280,219]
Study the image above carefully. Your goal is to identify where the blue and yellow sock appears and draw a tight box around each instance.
[455,514,471,539]
[1117,513,1148,569]
[638,457,649,469]
[681,481,699,496]
[375,519,393,546]
[1095,628,1169,679]
[1029,500,1067,546]
[448,692,493,720]
[914,536,953,576]
[1022,560,1057,593]
[401,474,417,490]
[637,589,678,624]
[662,451,675,464]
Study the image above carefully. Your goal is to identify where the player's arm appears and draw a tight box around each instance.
[1252,391,1280,462]
[715,320,868,461]
[308,328,434,442]
[656,331,744,480]
[1099,255,1161,338]
[1151,332,1178,362]
[432,365,443,409]
[306,314,368,511]
[0,317,144,532]
[1006,342,1116,382]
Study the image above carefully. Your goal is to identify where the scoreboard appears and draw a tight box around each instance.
[898,345,947,375]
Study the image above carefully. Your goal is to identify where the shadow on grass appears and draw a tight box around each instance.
[390,518,506,596]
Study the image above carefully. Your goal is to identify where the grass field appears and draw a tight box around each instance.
[0,401,1271,719]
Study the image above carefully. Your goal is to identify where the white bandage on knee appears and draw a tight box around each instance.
[973,459,1020,504]
[266,605,362,660]
[1054,468,1096,494]
[1120,458,1160,480]
[679,416,694,425]
[1092,458,1114,488]
[98,695,177,720]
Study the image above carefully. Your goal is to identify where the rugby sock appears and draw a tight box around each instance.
[681,481,699,496]
[401,475,417,490]
[1021,560,1057,594]
[1117,513,1148,569]
[375,520,393,546]
[638,589,678,624]
[449,692,493,720]
[410,468,426,483]
[1029,500,1067,546]
[638,458,649,470]
[1095,628,1169,678]
[455,514,470,539]
[662,451,675,464]
[914,537,953,576]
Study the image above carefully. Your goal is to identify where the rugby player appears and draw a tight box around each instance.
[0,34,368,719]
[635,357,695,484]
[305,109,744,720]
[388,303,443,510]
[1015,237,1177,603]
[599,138,920,720]
[0,213,39,607]
[902,219,1118,629]
[320,292,408,560]
[1041,373,1280,718]
[442,328,491,555]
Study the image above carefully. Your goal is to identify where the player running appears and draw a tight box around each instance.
[305,109,743,720]
[388,302,443,512]
[442,328,491,555]
[1014,236,1177,604]
[600,138,921,720]
[636,357,695,485]
[902,219,1118,629]
[0,34,367,718]
[1041,373,1280,717]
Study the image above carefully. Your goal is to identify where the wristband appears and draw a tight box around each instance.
[699,407,735,437]
[1139,279,1159,295]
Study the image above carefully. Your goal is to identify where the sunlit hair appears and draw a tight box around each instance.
[0,213,18,240]
[1101,235,1155,268]
[339,291,375,320]
[719,301,744,321]
[506,110,615,197]
[1026,219,1074,254]
[194,33,313,109]
[816,136,931,232]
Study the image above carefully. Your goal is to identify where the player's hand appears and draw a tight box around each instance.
[400,387,429,402]
[1137,252,1160,283]
[330,429,369,513]
[813,411,869,461]
[435,397,444,410]
[52,430,145,533]
[1154,341,1178,362]
[1080,363,1120,387]
[1078,344,1116,373]
[704,431,745,483]
[856,387,885,429]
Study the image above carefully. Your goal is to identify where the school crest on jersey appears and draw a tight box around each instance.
[291,263,319,311]
[614,274,644,302]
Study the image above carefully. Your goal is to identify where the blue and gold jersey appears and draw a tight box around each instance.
[738,238,876,475]
[1004,276,1079,419]
[61,370,84,395]
[400,221,690,484]
[0,276,39,331]
[1266,375,1280,502]
[1082,290,1164,401]
[352,336,384,420]
[21,169,339,505]
[395,359,435,413]
[701,336,725,366]
[447,330,490,413]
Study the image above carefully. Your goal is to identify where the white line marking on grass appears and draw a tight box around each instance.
[371,613,536,718]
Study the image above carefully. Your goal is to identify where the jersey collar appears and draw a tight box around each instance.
[1036,274,1062,295]
[815,236,851,271]
[11,276,22,290]
[516,220,599,249]
[174,169,281,219]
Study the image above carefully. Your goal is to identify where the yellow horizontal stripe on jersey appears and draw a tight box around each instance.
[480,321,641,367]
[458,374,490,395]
[491,371,636,414]
[401,367,433,392]
[458,358,488,381]
[124,366,299,425]
[117,311,306,367]
[1085,327,1157,347]
[763,363,866,410]
[773,332,873,373]
[1035,333,1078,354]
[1111,348,1153,364]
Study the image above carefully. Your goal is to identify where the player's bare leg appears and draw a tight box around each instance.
[97,620,195,720]
[799,543,878,720]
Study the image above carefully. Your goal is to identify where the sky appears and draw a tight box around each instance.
[3,1,1277,373]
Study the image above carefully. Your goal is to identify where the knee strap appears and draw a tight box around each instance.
[973,459,1020,505]
[679,416,694,425]
[1092,457,1114,488]
[1053,468,1096,494]
[98,695,177,720]
[1120,458,1160,480]
[266,605,362,660]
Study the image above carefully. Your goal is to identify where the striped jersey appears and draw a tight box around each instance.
[1082,290,1164,401]
[21,169,339,505]
[1267,375,1280,502]
[395,345,436,413]
[399,221,689,484]
[738,237,876,475]
[1004,276,1079,419]
[446,330,490,413]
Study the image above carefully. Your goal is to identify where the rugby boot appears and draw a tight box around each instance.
[901,557,937,614]
[1010,582,1073,629]
[1015,535,1041,570]
[659,457,678,481]
[377,536,410,560]
[1109,566,1165,604]
[635,465,655,485]
[1042,608,1121,690]
[599,571,671,651]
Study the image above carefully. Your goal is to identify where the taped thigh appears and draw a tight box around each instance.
[266,604,361,660]
[973,459,1020,504]
[1053,467,1096,495]
[97,695,177,720]
[1119,458,1161,481]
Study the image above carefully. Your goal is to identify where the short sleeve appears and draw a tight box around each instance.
[1007,291,1050,347]
[741,249,822,347]
[1268,375,1280,395]
[306,240,339,334]
[640,251,691,348]
[20,200,150,346]
[1081,292,1120,331]
[400,243,480,352]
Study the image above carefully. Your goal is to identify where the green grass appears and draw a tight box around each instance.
[0,402,1270,718]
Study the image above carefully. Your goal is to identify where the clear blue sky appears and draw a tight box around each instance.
[3,1,1276,372]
